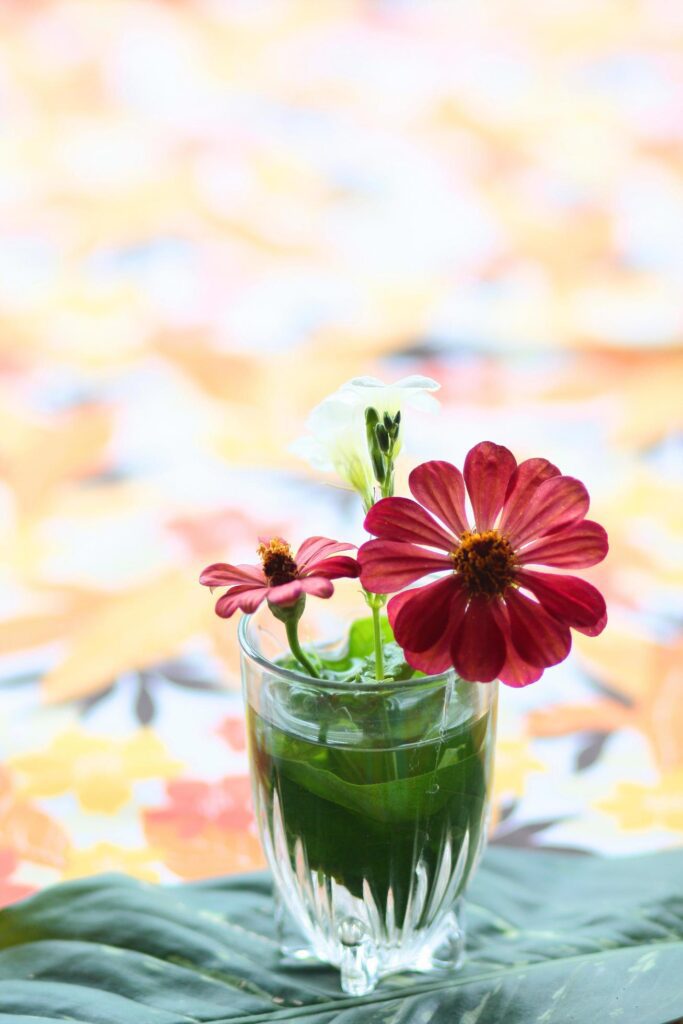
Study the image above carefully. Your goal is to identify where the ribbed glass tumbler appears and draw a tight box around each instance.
[239,606,498,995]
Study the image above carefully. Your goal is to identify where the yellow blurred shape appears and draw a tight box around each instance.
[10,728,181,814]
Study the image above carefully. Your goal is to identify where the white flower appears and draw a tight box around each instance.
[292,375,440,506]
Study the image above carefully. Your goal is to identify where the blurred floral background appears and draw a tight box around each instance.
[0,0,681,904]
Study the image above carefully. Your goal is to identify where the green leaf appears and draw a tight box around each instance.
[347,614,394,660]
[276,615,418,684]
[0,849,682,1023]
[326,618,420,684]
[280,742,484,824]
[250,705,490,911]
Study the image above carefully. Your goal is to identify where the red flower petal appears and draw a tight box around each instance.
[200,563,265,587]
[517,570,606,630]
[517,520,608,568]
[359,539,453,593]
[295,536,354,569]
[507,476,590,548]
[307,555,360,580]
[389,586,468,675]
[402,642,454,675]
[390,576,464,653]
[488,603,543,688]
[215,585,267,618]
[575,610,607,637]
[504,588,571,668]
[463,442,517,531]
[499,458,560,538]
[409,461,469,536]
[364,497,456,550]
[498,648,543,688]
[451,596,506,682]
[266,580,304,606]
[298,577,334,599]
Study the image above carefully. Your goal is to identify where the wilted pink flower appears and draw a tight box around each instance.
[200,536,359,617]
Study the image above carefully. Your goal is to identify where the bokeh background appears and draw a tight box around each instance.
[0,0,682,904]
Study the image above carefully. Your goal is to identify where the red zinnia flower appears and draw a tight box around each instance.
[358,442,608,686]
[200,536,360,617]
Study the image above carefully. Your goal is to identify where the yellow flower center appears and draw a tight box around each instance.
[452,529,516,598]
[257,538,299,586]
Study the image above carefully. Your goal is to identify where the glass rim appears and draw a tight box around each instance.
[237,611,491,692]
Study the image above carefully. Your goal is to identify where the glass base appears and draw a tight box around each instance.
[275,888,465,996]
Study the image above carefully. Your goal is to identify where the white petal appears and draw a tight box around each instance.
[288,435,334,472]
[391,375,441,392]
[403,390,441,412]
[343,375,440,415]
[291,374,440,501]
[291,389,374,498]
[345,375,386,390]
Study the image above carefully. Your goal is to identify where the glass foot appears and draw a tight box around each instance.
[275,888,466,995]
[425,907,466,972]
[274,889,317,963]
[338,916,379,995]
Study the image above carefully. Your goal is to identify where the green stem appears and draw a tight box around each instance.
[370,600,385,682]
[379,441,398,499]
[368,595,398,777]
[284,616,320,678]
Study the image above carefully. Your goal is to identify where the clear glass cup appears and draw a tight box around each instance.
[239,603,498,995]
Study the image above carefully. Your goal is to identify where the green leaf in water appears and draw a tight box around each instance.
[277,615,420,684]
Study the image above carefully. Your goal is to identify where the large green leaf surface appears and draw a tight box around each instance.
[0,848,681,1024]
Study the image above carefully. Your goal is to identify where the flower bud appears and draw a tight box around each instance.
[370,445,386,484]
[365,407,379,429]
[376,423,391,454]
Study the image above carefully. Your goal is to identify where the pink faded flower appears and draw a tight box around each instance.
[359,442,608,686]
[143,777,265,878]
[200,536,360,617]
[216,715,247,752]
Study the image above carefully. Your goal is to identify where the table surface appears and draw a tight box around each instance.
[0,0,681,906]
